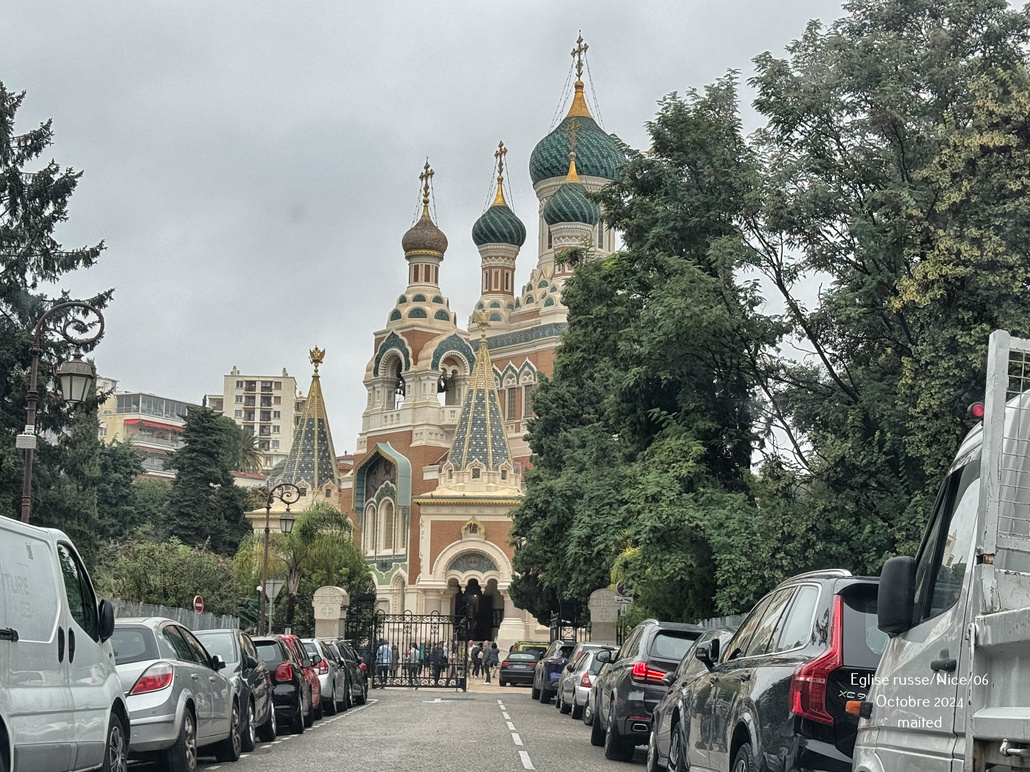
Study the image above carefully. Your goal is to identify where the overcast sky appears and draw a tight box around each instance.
[3,0,844,453]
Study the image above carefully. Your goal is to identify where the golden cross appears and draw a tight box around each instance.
[571,34,588,80]
[565,117,580,152]
[494,141,507,182]
[419,161,434,205]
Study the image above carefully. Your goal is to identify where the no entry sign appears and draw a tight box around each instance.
[193,595,204,613]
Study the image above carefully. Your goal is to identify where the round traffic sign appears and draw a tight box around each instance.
[193,595,204,613]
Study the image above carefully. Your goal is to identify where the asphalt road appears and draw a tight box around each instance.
[136,682,646,772]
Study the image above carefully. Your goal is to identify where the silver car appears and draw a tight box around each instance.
[110,618,242,770]
[555,644,615,719]
[302,638,347,715]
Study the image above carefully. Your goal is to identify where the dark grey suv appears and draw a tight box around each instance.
[590,619,705,760]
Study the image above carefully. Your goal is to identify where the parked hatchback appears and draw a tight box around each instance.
[110,618,241,769]
[591,619,705,761]
[252,635,311,734]
[556,644,615,719]
[195,628,276,749]
[669,569,885,772]
[333,639,368,706]
[302,639,347,715]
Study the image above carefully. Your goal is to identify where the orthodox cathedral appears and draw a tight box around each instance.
[263,39,624,649]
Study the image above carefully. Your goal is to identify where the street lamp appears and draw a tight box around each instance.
[18,301,105,523]
[258,482,301,634]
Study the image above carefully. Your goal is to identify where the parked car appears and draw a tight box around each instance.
[555,644,616,719]
[498,651,542,687]
[509,640,548,658]
[302,638,347,714]
[252,635,312,734]
[646,628,735,772]
[669,570,885,772]
[110,617,242,769]
[0,520,128,772]
[333,639,368,705]
[195,628,276,749]
[591,619,705,761]
[280,634,322,723]
[531,640,577,703]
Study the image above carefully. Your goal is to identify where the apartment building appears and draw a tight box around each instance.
[98,384,200,478]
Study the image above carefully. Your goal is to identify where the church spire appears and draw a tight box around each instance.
[492,141,509,206]
[566,34,593,119]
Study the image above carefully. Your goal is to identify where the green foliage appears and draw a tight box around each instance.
[0,80,109,541]
[164,407,250,554]
[96,440,145,538]
[101,531,243,616]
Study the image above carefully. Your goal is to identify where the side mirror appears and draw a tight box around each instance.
[98,599,116,642]
[661,671,677,687]
[695,644,713,669]
[878,555,916,636]
[212,654,227,671]
[246,655,260,669]
[595,649,612,664]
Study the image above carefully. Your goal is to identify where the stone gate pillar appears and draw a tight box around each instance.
[588,589,619,644]
[313,586,350,638]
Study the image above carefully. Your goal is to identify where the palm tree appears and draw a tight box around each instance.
[234,428,265,474]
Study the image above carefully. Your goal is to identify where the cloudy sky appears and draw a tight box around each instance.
[4,0,844,452]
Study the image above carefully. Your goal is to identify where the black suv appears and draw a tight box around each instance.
[591,619,705,760]
[252,635,312,734]
[668,569,885,772]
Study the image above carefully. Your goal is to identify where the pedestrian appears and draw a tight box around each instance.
[430,641,447,685]
[405,641,420,688]
[482,641,499,683]
[375,639,392,688]
[391,642,400,678]
[470,642,482,678]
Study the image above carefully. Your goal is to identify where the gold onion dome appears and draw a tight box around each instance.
[402,162,448,255]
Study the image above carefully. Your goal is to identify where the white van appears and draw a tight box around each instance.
[853,330,1030,771]
[0,518,129,772]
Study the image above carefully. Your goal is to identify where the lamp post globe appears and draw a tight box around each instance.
[55,353,96,407]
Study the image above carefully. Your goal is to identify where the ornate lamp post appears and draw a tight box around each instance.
[258,482,301,634]
[18,301,104,523]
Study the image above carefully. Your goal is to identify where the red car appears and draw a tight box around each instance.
[281,633,323,721]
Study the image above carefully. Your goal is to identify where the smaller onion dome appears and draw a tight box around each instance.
[472,143,527,247]
[402,161,448,255]
[543,151,600,226]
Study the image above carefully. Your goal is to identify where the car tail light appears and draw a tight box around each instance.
[630,661,668,684]
[501,661,510,668]
[790,594,844,725]
[130,663,174,695]
[274,663,294,682]
[316,660,329,676]
[580,672,593,688]
[359,662,367,673]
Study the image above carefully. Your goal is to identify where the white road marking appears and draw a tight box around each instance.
[502,711,510,719]
[423,697,444,703]
[512,732,523,746]
[519,750,535,770]
[497,699,504,704]
[506,721,516,731]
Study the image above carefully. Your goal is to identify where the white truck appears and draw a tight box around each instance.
[853,330,1030,771]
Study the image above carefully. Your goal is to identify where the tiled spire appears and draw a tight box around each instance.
[447,324,513,471]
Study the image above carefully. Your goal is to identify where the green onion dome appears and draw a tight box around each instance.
[543,153,600,226]
[472,186,527,247]
[530,81,624,184]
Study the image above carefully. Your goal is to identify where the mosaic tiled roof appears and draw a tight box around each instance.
[472,202,526,247]
[267,351,340,492]
[447,335,512,471]
[402,207,448,255]
[530,82,624,184]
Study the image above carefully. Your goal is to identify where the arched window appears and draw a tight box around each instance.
[364,503,377,555]
[381,500,395,553]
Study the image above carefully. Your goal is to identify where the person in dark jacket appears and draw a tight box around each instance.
[470,643,482,677]
[430,641,448,685]
[482,641,499,683]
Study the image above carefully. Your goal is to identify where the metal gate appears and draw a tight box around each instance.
[365,610,469,690]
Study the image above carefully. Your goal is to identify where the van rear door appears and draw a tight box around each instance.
[0,527,75,771]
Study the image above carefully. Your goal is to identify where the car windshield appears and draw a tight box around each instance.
[255,640,285,666]
[195,632,237,664]
[111,626,157,665]
[649,631,701,661]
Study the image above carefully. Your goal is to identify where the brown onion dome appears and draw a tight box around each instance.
[402,208,448,255]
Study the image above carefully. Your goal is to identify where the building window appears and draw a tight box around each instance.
[234,410,243,418]
[274,396,282,405]
[274,381,282,389]
[483,272,488,292]
[471,467,481,479]
[547,228,553,249]
[235,395,243,403]
[501,469,508,480]
[271,440,279,449]
[380,500,395,553]
[273,411,281,419]
[272,425,280,433]
[364,503,376,554]
[598,223,604,248]
[505,272,510,291]
[507,388,517,419]
[523,384,534,417]
[236,380,244,388]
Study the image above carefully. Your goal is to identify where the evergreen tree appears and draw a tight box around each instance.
[0,81,109,546]
[165,407,250,554]
[96,439,146,538]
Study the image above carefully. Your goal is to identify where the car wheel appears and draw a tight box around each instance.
[289,700,305,734]
[323,684,337,716]
[538,685,550,704]
[355,679,367,705]
[340,677,350,712]
[582,697,594,726]
[101,714,128,772]
[732,742,757,772]
[303,700,315,728]
[669,722,689,772]
[257,703,277,743]
[214,699,243,762]
[313,692,324,721]
[559,690,572,715]
[240,698,257,752]
[590,703,606,746]
[163,708,198,772]
[571,699,584,720]
[604,709,635,762]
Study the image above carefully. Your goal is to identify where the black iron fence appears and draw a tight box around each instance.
[357,610,470,690]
